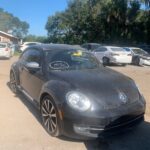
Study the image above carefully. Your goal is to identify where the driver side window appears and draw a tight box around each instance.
[20,49,42,65]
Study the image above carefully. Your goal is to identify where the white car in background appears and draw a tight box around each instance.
[123,47,150,66]
[0,42,14,59]
[93,46,132,66]
[19,42,41,52]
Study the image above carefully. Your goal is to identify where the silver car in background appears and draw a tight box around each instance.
[93,46,132,66]
[123,47,150,66]
[19,42,41,52]
[0,42,14,59]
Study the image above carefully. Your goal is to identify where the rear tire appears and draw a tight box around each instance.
[133,57,142,66]
[103,57,109,66]
[41,95,61,137]
[9,71,19,94]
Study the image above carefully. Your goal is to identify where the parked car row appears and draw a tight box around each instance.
[81,43,150,66]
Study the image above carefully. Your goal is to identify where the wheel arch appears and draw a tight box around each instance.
[39,92,55,109]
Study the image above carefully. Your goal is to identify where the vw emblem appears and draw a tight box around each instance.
[119,92,128,103]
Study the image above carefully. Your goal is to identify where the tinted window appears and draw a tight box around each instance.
[20,49,42,64]
[46,50,100,70]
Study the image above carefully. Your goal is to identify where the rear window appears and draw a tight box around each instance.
[0,44,6,48]
[111,48,125,51]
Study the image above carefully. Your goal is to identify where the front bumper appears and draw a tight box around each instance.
[141,59,150,66]
[61,98,145,139]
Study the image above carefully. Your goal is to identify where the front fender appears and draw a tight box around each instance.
[39,80,72,105]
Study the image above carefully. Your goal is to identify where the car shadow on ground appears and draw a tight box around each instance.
[7,82,42,125]
[7,82,150,149]
[84,121,150,150]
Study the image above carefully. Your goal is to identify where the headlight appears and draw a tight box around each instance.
[66,91,91,112]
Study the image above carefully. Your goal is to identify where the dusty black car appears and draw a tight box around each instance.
[10,44,146,139]
[81,43,101,51]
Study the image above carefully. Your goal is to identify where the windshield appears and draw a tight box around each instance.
[132,48,148,55]
[111,47,125,51]
[46,50,100,70]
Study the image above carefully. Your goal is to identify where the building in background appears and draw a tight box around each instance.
[0,31,20,44]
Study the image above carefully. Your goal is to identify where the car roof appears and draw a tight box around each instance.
[28,44,86,51]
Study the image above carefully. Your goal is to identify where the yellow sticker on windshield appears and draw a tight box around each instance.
[72,51,82,56]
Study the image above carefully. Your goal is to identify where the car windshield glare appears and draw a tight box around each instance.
[132,48,148,55]
[47,50,100,71]
[111,48,125,52]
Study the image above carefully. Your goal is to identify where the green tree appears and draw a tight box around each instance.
[45,0,150,45]
[0,8,29,38]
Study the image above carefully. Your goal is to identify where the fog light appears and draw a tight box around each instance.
[73,125,104,138]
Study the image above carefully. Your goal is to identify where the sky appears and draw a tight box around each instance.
[0,0,68,36]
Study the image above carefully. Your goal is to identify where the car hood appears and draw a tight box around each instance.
[50,67,140,108]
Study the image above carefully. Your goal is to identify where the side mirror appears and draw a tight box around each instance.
[25,62,40,71]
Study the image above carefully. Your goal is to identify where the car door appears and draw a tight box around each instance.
[93,47,107,62]
[19,49,45,100]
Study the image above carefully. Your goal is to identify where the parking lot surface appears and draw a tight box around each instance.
[0,56,150,150]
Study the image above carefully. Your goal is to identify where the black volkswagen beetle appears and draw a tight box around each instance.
[10,44,146,139]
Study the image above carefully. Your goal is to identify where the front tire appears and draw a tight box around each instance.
[41,96,61,137]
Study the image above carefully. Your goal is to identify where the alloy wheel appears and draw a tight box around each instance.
[41,98,58,135]
[10,71,18,93]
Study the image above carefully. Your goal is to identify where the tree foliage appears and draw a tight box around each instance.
[45,0,150,45]
[24,34,47,43]
[0,8,29,38]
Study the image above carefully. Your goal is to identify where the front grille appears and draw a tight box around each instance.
[105,113,144,130]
